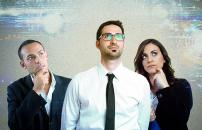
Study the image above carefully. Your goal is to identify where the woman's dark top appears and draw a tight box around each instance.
[155,78,193,130]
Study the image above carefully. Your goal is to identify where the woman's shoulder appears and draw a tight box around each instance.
[173,78,191,89]
[174,78,189,84]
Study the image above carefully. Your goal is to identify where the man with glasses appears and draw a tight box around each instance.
[61,20,150,130]
[7,40,71,130]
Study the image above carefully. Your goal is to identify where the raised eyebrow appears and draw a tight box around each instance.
[38,50,45,53]
[151,50,158,53]
[26,54,35,58]
[142,53,148,57]
[102,33,111,35]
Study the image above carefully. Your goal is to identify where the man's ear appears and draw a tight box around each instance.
[20,60,26,69]
[96,40,100,49]
[45,51,48,59]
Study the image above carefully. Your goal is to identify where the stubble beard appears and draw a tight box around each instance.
[103,49,122,60]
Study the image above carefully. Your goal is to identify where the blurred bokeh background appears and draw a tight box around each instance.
[0,0,202,130]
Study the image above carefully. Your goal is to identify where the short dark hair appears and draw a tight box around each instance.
[96,20,124,40]
[18,40,44,60]
[134,39,175,85]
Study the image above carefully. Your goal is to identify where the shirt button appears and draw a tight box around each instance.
[157,93,163,98]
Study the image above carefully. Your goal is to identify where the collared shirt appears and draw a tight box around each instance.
[150,91,158,111]
[31,71,56,115]
[61,63,151,130]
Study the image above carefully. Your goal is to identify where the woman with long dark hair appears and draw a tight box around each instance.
[134,39,193,130]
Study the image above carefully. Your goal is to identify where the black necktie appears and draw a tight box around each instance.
[105,73,115,130]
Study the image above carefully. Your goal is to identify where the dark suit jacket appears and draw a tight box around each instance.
[155,78,193,130]
[7,74,71,130]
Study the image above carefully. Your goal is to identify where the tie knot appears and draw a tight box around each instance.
[107,73,115,81]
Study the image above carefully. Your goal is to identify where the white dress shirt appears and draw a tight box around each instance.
[31,72,56,115]
[61,63,150,130]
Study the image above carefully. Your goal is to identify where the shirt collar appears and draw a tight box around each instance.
[98,62,123,80]
[50,71,56,89]
[30,70,56,89]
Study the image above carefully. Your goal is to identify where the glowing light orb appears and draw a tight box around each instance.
[42,13,63,34]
